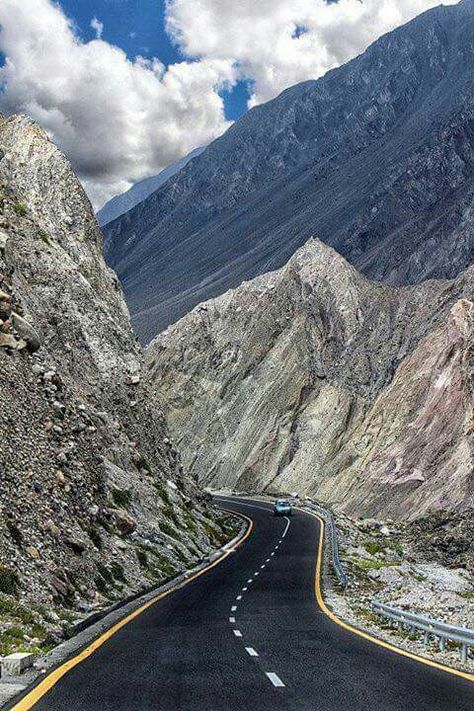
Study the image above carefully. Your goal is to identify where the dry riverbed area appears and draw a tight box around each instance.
[326,508,474,671]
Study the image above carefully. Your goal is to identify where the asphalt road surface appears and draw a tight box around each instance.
[14,497,474,710]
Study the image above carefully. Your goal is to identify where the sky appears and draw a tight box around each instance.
[0,0,458,209]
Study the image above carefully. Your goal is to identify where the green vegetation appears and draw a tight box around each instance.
[160,520,180,540]
[0,594,36,625]
[364,541,385,556]
[154,481,171,506]
[111,486,133,509]
[136,543,178,580]
[182,509,198,535]
[457,590,474,600]
[12,202,27,216]
[38,229,52,245]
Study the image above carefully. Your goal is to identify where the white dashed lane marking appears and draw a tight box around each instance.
[225,502,292,693]
[266,672,285,688]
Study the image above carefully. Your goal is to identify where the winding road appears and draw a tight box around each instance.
[10,497,474,710]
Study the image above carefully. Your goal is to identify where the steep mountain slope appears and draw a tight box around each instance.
[0,114,231,650]
[104,0,474,343]
[146,239,474,519]
[97,146,205,227]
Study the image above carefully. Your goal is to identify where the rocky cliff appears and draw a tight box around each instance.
[104,0,474,342]
[0,114,232,655]
[146,239,474,519]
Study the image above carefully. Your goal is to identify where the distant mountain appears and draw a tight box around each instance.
[146,239,474,520]
[97,146,205,226]
[104,0,474,343]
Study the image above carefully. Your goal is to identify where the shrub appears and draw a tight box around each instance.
[111,486,133,509]
[38,229,51,245]
[12,203,27,216]
[364,541,384,556]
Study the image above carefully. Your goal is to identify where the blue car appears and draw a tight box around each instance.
[273,499,293,516]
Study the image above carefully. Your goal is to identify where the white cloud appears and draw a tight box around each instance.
[90,16,104,40]
[0,0,234,208]
[166,0,459,105]
[0,0,459,208]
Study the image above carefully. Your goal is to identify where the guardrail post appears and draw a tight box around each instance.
[439,637,446,652]
[460,644,468,663]
[424,631,430,645]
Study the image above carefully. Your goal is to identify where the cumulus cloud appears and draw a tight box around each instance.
[0,0,234,208]
[0,0,459,207]
[166,0,458,105]
[90,17,104,40]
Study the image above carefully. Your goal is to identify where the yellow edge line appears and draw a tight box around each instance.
[11,511,253,711]
[305,507,474,684]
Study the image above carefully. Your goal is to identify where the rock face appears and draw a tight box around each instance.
[105,0,474,342]
[97,146,205,227]
[146,239,474,519]
[0,114,231,639]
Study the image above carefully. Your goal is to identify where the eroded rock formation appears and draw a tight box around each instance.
[0,114,230,648]
[147,239,474,519]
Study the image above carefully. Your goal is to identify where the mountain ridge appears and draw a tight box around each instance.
[146,237,474,519]
[104,0,474,342]
[97,146,205,227]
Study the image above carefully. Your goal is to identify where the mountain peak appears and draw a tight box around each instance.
[103,0,474,343]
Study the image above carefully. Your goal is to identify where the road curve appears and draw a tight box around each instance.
[10,497,474,711]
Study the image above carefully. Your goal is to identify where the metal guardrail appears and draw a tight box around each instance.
[304,502,348,588]
[371,599,474,663]
[296,497,472,666]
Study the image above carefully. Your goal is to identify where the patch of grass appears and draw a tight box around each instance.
[182,509,198,535]
[172,546,189,565]
[163,505,181,528]
[201,519,226,546]
[457,590,474,600]
[38,229,52,245]
[154,481,171,506]
[160,520,180,540]
[0,594,36,625]
[111,486,133,509]
[152,554,178,579]
[12,202,27,217]
[364,541,384,556]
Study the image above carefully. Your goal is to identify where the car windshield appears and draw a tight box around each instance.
[276,500,290,506]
